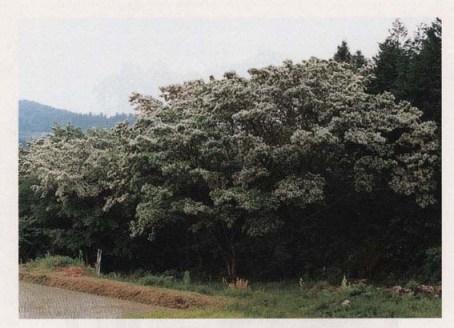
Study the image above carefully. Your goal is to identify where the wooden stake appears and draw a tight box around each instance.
[95,249,102,276]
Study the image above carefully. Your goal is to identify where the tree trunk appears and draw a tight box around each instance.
[227,255,237,279]
[231,256,237,278]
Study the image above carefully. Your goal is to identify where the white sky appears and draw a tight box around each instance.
[20,17,434,115]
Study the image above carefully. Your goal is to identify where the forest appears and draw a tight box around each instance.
[19,18,441,288]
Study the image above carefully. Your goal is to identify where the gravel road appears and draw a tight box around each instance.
[19,282,163,318]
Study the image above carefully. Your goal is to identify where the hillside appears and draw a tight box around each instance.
[19,100,136,144]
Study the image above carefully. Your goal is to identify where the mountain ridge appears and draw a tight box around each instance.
[19,100,136,144]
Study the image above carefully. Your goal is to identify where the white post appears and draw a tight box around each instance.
[95,249,102,276]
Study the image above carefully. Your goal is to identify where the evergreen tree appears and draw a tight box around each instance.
[351,50,367,69]
[406,18,441,124]
[368,18,441,125]
[333,40,352,63]
[368,19,410,97]
[333,41,367,70]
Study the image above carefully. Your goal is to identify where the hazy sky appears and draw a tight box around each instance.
[20,17,434,115]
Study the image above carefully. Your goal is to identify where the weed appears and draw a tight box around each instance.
[298,277,304,289]
[340,275,349,290]
[235,278,249,289]
[183,271,191,287]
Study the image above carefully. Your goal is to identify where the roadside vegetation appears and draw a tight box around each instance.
[20,255,441,318]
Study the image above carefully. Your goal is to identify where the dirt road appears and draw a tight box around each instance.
[19,282,163,318]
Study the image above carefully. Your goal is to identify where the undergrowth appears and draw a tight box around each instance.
[20,255,442,318]
[22,253,84,272]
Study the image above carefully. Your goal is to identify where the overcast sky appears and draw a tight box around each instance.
[19,17,434,115]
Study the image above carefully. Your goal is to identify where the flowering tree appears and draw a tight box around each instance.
[20,124,138,264]
[19,49,440,278]
[122,58,439,277]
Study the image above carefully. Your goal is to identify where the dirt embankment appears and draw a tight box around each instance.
[19,268,228,310]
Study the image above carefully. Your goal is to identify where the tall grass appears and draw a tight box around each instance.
[22,253,84,272]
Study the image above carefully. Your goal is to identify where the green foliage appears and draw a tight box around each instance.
[133,271,224,295]
[19,22,441,283]
[23,255,439,318]
[423,247,441,283]
[19,174,52,260]
[137,273,177,288]
[333,40,367,70]
[347,282,369,296]
[223,288,253,299]
[309,281,331,294]
[368,18,441,125]
[129,280,441,318]
[405,280,420,291]
[19,124,143,268]
[123,57,439,278]
[333,40,352,63]
[183,270,191,286]
[23,254,84,271]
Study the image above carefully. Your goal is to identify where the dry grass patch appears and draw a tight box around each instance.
[60,266,86,277]
[19,270,229,309]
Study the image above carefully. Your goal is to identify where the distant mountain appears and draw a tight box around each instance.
[19,100,136,144]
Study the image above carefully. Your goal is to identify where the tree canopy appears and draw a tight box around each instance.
[19,18,441,283]
[368,18,441,125]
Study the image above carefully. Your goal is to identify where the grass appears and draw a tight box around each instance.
[125,284,441,318]
[20,255,442,318]
[21,253,85,273]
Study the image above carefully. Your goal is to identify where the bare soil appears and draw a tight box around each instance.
[19,269,228,309]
